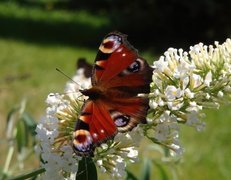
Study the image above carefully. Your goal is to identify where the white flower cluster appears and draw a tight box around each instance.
[148,38,231,153]
[35,68,91,179]
[35,93,79,179]
[94,127,143,177]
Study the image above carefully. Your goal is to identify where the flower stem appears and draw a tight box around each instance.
[9,167,45,180]
[3,145,14,175]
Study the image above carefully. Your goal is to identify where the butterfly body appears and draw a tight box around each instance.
[80,87,105,100]
[73,32,153,156]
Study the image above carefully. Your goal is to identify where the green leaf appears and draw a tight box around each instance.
[22,112,36,127]
[15,119,27,152]
[126,170,138,180]
[76,157,97,180]
[141,158,151,180]
[153,161,169,180]
[22,112,37,136]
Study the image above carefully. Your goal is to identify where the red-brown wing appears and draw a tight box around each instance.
[107,96,149,132]
[107,57,153,95]
[92,32,152,95]
[72,100,117,156]
[72,96,149,156]
[92,32,137,85]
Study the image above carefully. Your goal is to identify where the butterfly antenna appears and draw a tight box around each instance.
[56,68,83,90]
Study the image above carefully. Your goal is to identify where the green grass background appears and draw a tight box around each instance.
[0,2,230,179]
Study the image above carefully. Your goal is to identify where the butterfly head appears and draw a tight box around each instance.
[80,87,105,100]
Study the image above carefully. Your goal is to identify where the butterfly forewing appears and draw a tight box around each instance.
[92,32,138,85]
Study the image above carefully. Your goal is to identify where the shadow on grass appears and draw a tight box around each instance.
[0,15,111,48]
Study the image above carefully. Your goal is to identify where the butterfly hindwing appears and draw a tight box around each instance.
[107,96,149,132]
[73,97,148,155]
[73,100,117,155]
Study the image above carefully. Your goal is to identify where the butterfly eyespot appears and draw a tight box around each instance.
[103,41,114,49]
[127,60,140,73]
[110,110,130,127]
[76,134,87,143]
[114,115,130,127]
[120,58,144,76]
[73,130,93,152]
[99,35,122,54]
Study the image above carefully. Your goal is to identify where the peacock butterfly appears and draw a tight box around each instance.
[72,32,153,156]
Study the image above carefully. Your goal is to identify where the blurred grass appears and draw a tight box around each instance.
[179,106,231,180]
[0,1,231,179]
[0,38,96,119]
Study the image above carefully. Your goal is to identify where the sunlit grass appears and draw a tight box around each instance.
[0,1,108,27]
